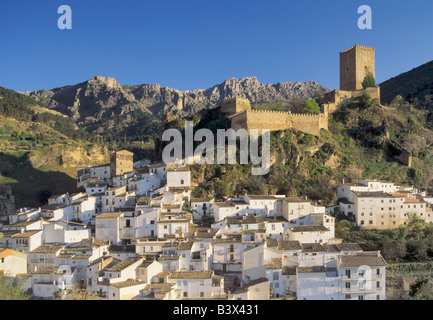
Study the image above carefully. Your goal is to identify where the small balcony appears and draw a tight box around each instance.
[341,285,383,293]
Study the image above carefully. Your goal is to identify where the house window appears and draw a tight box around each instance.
[183,292,188,298]
[358,295,364,300]
[346,294,351,299]
[200,292,204,298]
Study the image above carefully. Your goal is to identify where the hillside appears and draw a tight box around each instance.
[176,93,433,205]
[0,86,109,207]
[26,76,328,137]
[380,60,433,106]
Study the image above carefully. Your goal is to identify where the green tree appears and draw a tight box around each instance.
[0,276,32,300]
[359,91,375,109]
[391,95,403,105]
[192,187,206,198]
[302,99,320,114]
[362,73,376,89]
[213,179,230,200]
[407,213,426,239]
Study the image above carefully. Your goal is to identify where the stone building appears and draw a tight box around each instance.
[340,44,376,91]
[322,44,381,113]
[0,186,15,222]
[224,97,328,136]
[110,150,134,177]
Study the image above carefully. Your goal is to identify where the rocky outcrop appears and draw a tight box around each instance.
[27,75,330,126]
[26,144,109,168]
[28,76,151,129]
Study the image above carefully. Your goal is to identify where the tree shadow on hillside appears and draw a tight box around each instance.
[0,153,77,208]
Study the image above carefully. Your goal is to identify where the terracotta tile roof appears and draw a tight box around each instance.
[110,279,145,289]
[0,248,27,259]
[158,256,179,260]
[11,230,41,238]
[233,277,269,294]
[266,258,282,269]
[144,282,175,293]
[96,212,124,219]
[31,243,65,254]
[338,252,387,267]
[278,240,302,251]
[297,266,327,273]
[246,195,279,200]
[266,238,278,247]
[168,271,213,280]
[153,271,171,279]
[282,265,297,276]
[105,257,142,272]
[178,239,194,250]
[289,225,330,233]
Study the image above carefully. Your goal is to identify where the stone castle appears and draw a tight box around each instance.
[323,45,381,113]
[223,97,328,136]
[224,44,380,136]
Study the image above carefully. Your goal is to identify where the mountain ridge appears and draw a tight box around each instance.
[26,76,330,125]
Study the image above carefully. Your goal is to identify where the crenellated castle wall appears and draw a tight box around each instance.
[230,109,328,136]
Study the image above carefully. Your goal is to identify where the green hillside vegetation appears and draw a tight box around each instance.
[380,60,433,106]
[164,92,433,207]
[0,86,109,207]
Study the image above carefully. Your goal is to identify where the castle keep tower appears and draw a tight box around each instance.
[340,45,375,91]
[110,150,134,177]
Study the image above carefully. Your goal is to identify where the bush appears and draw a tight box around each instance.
[302,99,320,114]
[362,73,376,89]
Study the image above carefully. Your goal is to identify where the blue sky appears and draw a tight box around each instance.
[1,0,432,92]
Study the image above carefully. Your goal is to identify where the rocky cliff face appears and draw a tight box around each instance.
[126,77,329,116]
[28,76,149,130]
[27,75,330,126]
[26,144,110,168]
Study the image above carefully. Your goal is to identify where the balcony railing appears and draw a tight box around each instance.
[341,286,383,293]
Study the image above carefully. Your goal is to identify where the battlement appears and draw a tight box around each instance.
[249,109,289,115]
[230,103,328,136]
[340,44,375,54]
[221,96,252,113]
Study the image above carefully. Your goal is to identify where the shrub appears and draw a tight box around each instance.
[302,99,320,114]
[362,73,376,89]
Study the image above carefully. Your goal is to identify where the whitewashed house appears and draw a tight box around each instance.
[95,211,124,244]
[43,220,91,244]
[0,248,28,277]
[31,265,78,299]
[167,270,216,299]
